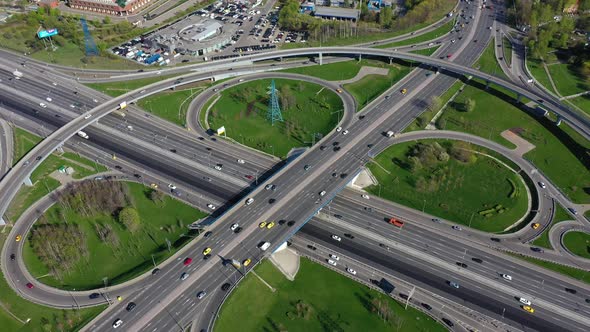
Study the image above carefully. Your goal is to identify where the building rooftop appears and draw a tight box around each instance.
[189,21,223,42]
[314,7,360,19]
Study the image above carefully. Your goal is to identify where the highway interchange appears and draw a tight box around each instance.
[1,0,590,331]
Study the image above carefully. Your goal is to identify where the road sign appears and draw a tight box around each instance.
[37,29,58,39]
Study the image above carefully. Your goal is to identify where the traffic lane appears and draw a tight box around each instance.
[298,222,584,332]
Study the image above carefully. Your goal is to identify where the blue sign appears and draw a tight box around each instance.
[37,28,58,39]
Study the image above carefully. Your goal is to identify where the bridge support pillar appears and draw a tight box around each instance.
[56,144,64,154]
[23,176,33,187]
[516,94,522,103]
[389,58,393,65]
[279,57,282,62]
[358,54,362,62]
[318,52,323,65]
[485,80,491,90]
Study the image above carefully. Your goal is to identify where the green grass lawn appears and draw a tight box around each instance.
[23,182,206,290]
[563,231,590,259]
[366,140,529,233]
[32,43,142,70]
[477,40,508,80]
[281,59,368,81]
[410,46,440,56]
[546,63,589,97]
[208,78,343,158]
[376,20,454,49]
[216,259,445,332]
[509,253,590,285]
[437,79,590,204]
[344,61,412,111]
[85,74,181,97]
[138,84,211,126]
[404,79,463,133]
[502,37,512,67]
[567,95,590,116]
[532,204,572,249]
[526,58,557,94]
[0,233,106,332]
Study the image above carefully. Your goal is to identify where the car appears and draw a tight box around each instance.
[319,191,326,196]
[259,221,267,228]
[342,130,349,135]
[522,305,534,313]
[361,194,370,199]
[442,318,454,327]
[346,268,357,275]
[89,293,100,299]
[245,175,254,180]
[538,181,546,189]
[245,198,254,205]
[384,95,390,100]
[304,165,310,171]
[471,258,483,263]
[113,319,123,328]
[152,268,160,275]
[331,235,342,241]
[259,242,271,251]
[432,218,441,223]
[266,221,275,229]
[452,225,462,231]
[501,274,512,281]
[206,203,216,210]
[117,296,123,301]
[10,253,15,260]
[183,257,193,265]
[447,54,452,58]
[530,247,544,253]
[265,184,273,190]
[197,291,207,299]
[15,235,22,242]
[287,220,296,227]
[26,282,34,289]
[307,245,317,251]
[519,297,531,306]
[491,237,501,242]
[150,183,158,189]
[565,288,577,294]
[84,114,92,119]
[327,259,337,266]
[234,227,243,233]
[126,302,136,311]
[344,233,355,239]
[320,145,327,151]
[336,88,342,93]
[168,184,177,190]
[421,303,432,310]
[46,97,52,102]
[237,159,245,164]
[243,258,252,266]
[329,254,340,260]
[532,223,540,230]
[221,283,231,291]
[231,223,239,231]
[400,88,407,94]
[203,231,213,238]
[456,262,468,268]
[214,164,222,170]
[568,207,578,215]
[39,102,47,108]
[336,126,342,132]
[180,272,189,280]
[449,281,460,288]
[203,247,212,255]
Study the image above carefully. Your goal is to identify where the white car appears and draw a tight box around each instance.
[331,235,341,242]
[346,268,357,275]
[265,184,273,190]
[206,204,216,210]
[245,198,254,205]
[342,130,349,135]
[319,191,326,197]
[501,274,512,281]
[113,319,123,328]
[70,104,76,108]
[46,97,52,102]
[329,254,340,261]
[214,165,222,170]
[237,159,245,164]
[452,225,462,231]
[519,297,531,306]
[52,82,57,86]
[84,114,92,119]
[336,126,342,132]
[230,223,239,231]
[327,259,337,266]
[93,98,98,103]
[361,194,370,199]
[39,103,47,108]
[168,184,177,190]
[538,182,546,189]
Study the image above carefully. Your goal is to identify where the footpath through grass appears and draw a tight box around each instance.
[23,182,207,290]
[208,78,343,158]
[85,74,181,97]
[376,19,454,49]
[526,57,557,94]
[366,140,529,233]
[546,63,589,97]
[7,128,107,222]
[532,204,572,249]
[563,232,590,259]
[216,259,445,332]
[0,233,106,332]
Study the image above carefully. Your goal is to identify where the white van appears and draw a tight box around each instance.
[245,198,254,205]
[259,242,271,251]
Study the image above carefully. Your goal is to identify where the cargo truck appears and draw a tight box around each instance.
[118,101,128,110]
[388,217,404,227]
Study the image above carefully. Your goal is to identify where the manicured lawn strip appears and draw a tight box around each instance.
[376,19,454,49]
[546,63,589,97]
[61,152,108,174]
[527,58,557,94]
[476,40,508,80]
[12,127,41,164]
[138,87,208,126]
[85,74,180,97]
[23,182,207,290]
[6,178,61,223]
[208,78,342,158]
[0,233,106,332]
[567,95,590,116]
[215,259,445,332]
[532,204,572,249]
[508,253,590,284]
[438,79,590,203]
[410,45,440,56]
[404,79,463,132]
[366,139,529,232]
[344,61,412,111]
[502,37,512,66]
[563,232,590,259]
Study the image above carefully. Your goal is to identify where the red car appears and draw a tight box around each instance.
[183,257,192,266]
[447,54,452,58]
[26,283,34,289]
[244,175,254,180]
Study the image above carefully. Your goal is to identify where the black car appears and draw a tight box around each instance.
[89,293,101,299]
[287,220,295,227]
[152,268,160,275]
[442,318,454,327]
[471,258,483,263]
[304,165,310,171]
[221,283,231,291]
[10,253,15,260]
[203,231,213,238]
[134,174,142,179]
[421,303,432,310]
[307,245,317,251]
[340,173,348,179]
[344,233,354,239]
[490,237,501,242]
[235,227,243,233]
[320,145,327,151]
[358,115,365,120]
[126,302,136,311]
[530,247,544,253]
[333,146,341,151]
[334,214,343,219]
[268,198,276,204]
[456,262,468,268]
[331,172,338,177]
[565,288,577,294]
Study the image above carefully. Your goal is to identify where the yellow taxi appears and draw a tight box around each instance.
[150,183,158,189]
[401,88,407,94]
[532,223,540,230]
[243,258,252,267]
[203,247,212,255]
[15,235,22,242]
[266,221,275,229]
[336,88,343,93]
[259,221,267,228]
[522,305,534,313]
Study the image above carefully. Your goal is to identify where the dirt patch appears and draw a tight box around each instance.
[501,129,536,156]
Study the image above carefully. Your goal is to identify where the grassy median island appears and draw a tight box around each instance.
[366,140,528,233]
[0,233,106,332]
[22,181,206,290]
[85,74,182,97]
[563,231,590,259]
[216,259,445,332]
[207,78,343,158]
[532,204,572,249]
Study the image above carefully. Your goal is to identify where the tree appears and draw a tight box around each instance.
[450,141,476,163]
[149,189,165,204]
[119,207,141,233]
[463,98,475,112]
[379,7,393,29]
